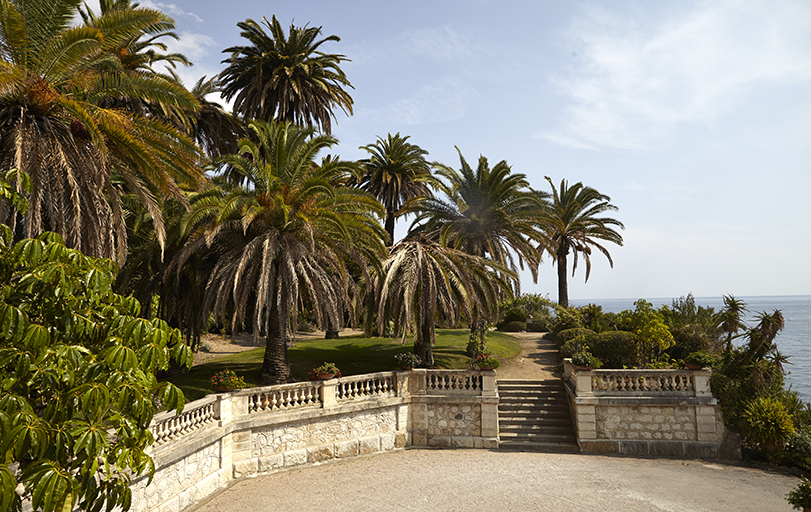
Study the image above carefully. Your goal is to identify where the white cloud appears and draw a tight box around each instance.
[164,31,218,63]
[138,1,204,23]
[355,78,478,126]
[349,25,480,68]
[544,0,811,150]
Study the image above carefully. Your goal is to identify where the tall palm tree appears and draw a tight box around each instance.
[376,235,512,365]
[718,294,748,350]
[407,150,547,353]
[410,150,547,287]
[219,16,353,134]
[357,133,434,245]
[178,120,385,384]
[174,75,246,160]
[0,0,204,264]
[542,177,624,308]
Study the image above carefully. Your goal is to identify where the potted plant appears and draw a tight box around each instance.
[310,362,342,380]
[394,352,421,370]
[472,353,501,370]
[684,351,715,370]
[786,477,811,511]
[571,351,601,370]
[210,369,248,392]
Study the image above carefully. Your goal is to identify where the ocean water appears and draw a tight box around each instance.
[568,295,811,402]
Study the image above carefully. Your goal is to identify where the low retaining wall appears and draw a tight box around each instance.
[563,360,740,459]
[131,369,497,512]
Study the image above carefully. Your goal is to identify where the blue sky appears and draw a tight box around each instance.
[125,0,811,301]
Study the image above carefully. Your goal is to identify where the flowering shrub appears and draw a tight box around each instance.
[210,369,248,390]
[310,362,342,380]
[571,351,602,369]
[394,352,421,368]
[786,476,811,510]
[472,353,501,370]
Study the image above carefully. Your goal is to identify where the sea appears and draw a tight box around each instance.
[569,295,811,402]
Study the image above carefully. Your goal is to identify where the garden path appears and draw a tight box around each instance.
[494,331,558,380]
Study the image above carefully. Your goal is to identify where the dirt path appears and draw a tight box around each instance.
[495,331,560,380]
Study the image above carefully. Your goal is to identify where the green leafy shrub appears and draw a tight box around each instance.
[394,352,421,368]
[741,396,796,446]
[527,318,551,332]
[472,353,501,370]
[589,331,639,369]
[550,307,581,337]
[684,351,716,368]
[0,231,190,512]
[497,320,526,332]
[786,477,811,510]
[210,369,248,390]
[786,426,811,471]
[298,321,317,333]
[560,339,585,359]
[571,351,602,369]
[556,327,595,346]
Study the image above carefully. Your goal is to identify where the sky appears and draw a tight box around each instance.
[117,0,811,301]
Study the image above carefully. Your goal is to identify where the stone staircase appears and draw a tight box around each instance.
[497,379,580,453]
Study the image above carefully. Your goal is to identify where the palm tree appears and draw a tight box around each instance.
[178,120,385,384]
[376,235,512,365]
[407,150,547,353]
[175,75,246,160]
[357,133,434,245]
[219,16,353,134]
[718,294,748,350]
[0,0,204,263]
[542,177,624,308]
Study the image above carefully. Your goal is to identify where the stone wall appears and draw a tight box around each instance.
[563,360,739,459]
[135,370,498,512]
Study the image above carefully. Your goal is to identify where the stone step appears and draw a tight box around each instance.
[498,386,566,396]
[499,431,577,444]
[499,416,571,427]
[496,379,578,453]
[499,440,581,453]
[499,423,574,435]
[498,395,568,406]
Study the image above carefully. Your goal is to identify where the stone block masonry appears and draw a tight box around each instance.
[133,370,498,512]
[563,359,739,459]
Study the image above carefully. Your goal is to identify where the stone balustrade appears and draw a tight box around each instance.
[150,396,219,446]
[563,359,739,459]
[131,369,497,512]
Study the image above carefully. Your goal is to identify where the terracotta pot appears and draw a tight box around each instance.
[399,365,413,371]
[575,366,593,371]
[684,363,702,370]
[318,372,336,380]
[214,385,234,392]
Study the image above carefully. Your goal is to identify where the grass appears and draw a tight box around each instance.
[167,329,521,402]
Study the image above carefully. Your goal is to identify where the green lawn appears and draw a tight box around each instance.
[167,329,521,401]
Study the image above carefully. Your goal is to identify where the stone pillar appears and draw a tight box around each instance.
[695,405,718,442]
[321,380,337,408]
[411,401,428,446]
[576,370,593,397]
[481,401,499,438]
[575,403,597,440]
[693,371,712,397]
[481,371,496,397]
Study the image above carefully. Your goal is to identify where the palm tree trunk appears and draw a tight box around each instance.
[415,321,435,366]
[261,304,291,384]
[384,210,395,246]
[557,245,569,308]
